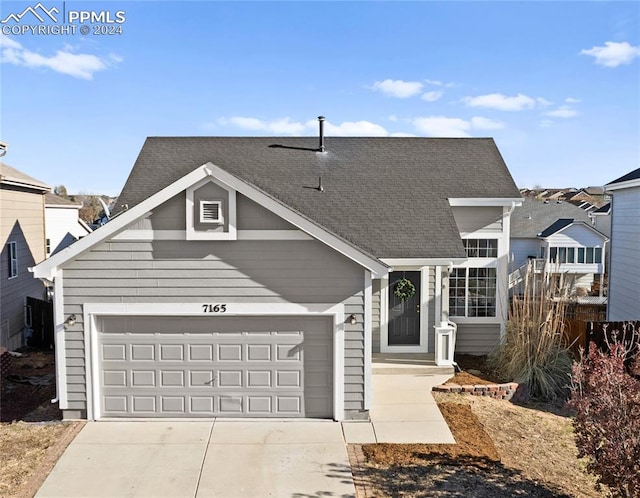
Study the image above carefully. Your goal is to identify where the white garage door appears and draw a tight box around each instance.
[97,315,333,418]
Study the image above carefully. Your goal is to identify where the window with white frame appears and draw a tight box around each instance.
[199,200,223,224]
[549,246,602,264]
[463,238,498,258]
[449,267,497,317]
[7,241,18,278]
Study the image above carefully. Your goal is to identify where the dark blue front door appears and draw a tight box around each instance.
[388,271,421,345]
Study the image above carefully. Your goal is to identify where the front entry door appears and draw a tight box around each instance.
[388,271,421,345]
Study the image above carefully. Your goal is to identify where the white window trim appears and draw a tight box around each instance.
[380,266,430,353]
[8,241,18,279]
[83,302,345,421]
[199,200,223,224]
[448,267,499,322]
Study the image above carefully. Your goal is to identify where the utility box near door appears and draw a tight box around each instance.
[434,322,457,366]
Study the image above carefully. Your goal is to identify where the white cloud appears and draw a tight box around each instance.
[219,116,389,136]
[371,79,423,98]
[536,97,553,107]
[0,34,118,79]
[540,120,553,128]
[462,93,537,111]
[470,116,504,130]
[565,97,581,104]
[319,120,389,136]
[544,105,579,118]
[580,41,640,67]
[388,114,398,122]
[413,117,471,137]
[424,79,443,86]
[390,132,418,137]
[421,91,443,102]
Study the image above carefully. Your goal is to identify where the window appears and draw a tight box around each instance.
[199,200,223,224]
[7,241,17,278]
[550,246,602,264]
[449,267,497,317]
[463,239,498,258]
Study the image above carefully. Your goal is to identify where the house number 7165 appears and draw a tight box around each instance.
[202,304,227,313]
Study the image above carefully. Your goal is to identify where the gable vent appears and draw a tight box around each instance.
[200,200,223,223]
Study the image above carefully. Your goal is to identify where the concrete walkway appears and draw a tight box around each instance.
[36,421,356,498]
[342,373,456,444]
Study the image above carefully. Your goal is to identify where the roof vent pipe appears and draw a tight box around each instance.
[318,116,326,153]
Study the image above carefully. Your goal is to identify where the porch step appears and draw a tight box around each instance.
[372,353,455,376]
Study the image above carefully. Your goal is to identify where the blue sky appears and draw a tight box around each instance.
[1,1,639,196]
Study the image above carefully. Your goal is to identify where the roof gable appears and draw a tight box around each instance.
[33,164,389,279]
[1,162,50,191]
[510,199,592,238]
[115,137,520,259]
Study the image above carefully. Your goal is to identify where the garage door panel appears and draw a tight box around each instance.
[98,316,332,418]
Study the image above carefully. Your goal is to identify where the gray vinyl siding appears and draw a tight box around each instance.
[372,279,381,353]
[454,323,501,354]
[510,238,541,271]
[608,187,640,320]
[236,195,298,230]
[452,206,503,234]
[128,192,298,232]
[62,239,366,416]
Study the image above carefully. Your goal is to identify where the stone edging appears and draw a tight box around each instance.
[346,444,376,498]
[433,382,520,401]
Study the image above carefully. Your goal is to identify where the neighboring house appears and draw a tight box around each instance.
[34,134,521,421]
[605,168,640,321]
[509,198,608,293]
[1,163,50,350]
[44,193,92,257]
[589,203,611,237]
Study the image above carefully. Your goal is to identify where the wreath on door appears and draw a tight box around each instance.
[394,277,416,302]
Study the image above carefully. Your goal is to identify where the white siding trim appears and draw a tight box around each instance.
[448,198,522,207]
[186,177,237,241]
[363,270,372,410]
[435,267,443,324]
[53,270,68,409]
[381,258,465,267]
[112,229,313,241]
[82,302,345,421]
[380,278,389,351]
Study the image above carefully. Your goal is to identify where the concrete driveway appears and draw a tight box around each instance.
[36,421,356,498]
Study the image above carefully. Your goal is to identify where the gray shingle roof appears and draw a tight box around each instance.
[511,199,592,238]
[538,218,574,237]
[45,192,81,207]
[0,162,50,190]
[607,168,640,185]
[115,137,520,259]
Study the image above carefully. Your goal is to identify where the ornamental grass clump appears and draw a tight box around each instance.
[489,262,573,400]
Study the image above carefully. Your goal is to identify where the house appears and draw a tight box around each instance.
[1,163,50,350]
[33,132,521,421]
[509,198,608,294]
[45,193,92,257]
[605,168,640,321]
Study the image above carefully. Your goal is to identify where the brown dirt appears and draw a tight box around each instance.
[351,396,607,497]
[0,350,61,423]
[447,354,511,385]
[0,349,81,498]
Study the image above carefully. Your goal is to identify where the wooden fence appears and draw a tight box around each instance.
[564,304,607,355]
[582,321,640,357]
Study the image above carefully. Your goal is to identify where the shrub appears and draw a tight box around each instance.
[489,262,573,400]
[568,331,640,498]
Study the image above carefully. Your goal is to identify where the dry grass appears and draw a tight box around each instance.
[0,422,68,497]
[490,262,574,400]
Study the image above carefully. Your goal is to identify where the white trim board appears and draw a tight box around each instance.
[82,302,345,421]
[112,229,313,241]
